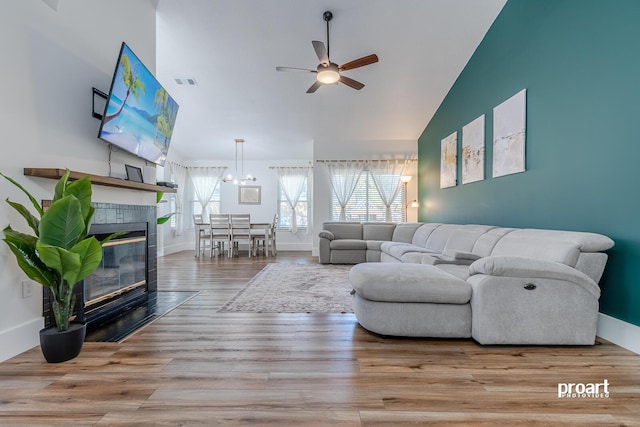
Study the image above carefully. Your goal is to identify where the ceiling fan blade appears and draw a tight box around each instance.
[312,40,329,65]
[339,75,365,90]
[276,66,316,73]
[306,81,323,94]
[339,54,379,71]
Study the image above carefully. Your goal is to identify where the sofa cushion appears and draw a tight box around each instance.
[330,239,368,250]
[363,223,396,241]
[436,264,471,281]
[323,222,363,240]
[392,223,423,243]
[400,252,429,263]
[443,225,497,252]
[350,263,471,304]
[491,233,581,266]
[387,243,437,260]
[411,223,441,246]
[471,228,517,256]
[422,224,492,253]
[513,229,614,252]
[366,240,385,250]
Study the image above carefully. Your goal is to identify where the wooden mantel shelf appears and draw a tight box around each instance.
[24,168,177,193]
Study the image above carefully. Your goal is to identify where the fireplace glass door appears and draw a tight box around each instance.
[84,236,147,307]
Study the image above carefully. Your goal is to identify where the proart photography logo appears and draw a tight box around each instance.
[557,379,610,399]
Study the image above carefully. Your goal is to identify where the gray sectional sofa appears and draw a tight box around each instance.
[318,221,614,345]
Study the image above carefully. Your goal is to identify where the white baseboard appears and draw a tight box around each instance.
[0,317,44,363]
[597,313,640,355]
[275,243,312,251]
[163,242,193,256]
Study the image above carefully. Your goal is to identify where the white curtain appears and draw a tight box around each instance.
[169,162,189,236]
[306,169,313,235]
[275,167,308,233]
[369,159,409,222]
[325,161,365,221]
[188,166,226,217]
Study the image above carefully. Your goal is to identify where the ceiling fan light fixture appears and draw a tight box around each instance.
[317,64,340,84]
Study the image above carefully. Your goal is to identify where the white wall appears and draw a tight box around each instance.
[0,0,157,362]
[312,139,418,256]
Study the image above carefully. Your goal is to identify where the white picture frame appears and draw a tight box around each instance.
[493,89,526,178]
[462,115,485,184]
[238,185,261,205]
[440,132,458,189]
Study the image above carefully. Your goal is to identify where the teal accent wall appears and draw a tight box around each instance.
[418,0,640,327]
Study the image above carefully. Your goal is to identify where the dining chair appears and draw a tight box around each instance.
[209,213,231,258]
[250,221,270,257]
[269,213,278,256]
[230,213,252,257]
[193,214,211,258]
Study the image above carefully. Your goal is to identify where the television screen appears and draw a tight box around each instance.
[98,42,179,166]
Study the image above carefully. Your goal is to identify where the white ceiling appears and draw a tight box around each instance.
[155,0,506,161]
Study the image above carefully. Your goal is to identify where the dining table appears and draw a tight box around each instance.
[193,220,273,258]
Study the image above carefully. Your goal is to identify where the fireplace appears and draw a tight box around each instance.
[43,203,157,330]
[81,222,148,326]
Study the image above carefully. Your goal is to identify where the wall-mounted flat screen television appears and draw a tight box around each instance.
[98,42,179,166]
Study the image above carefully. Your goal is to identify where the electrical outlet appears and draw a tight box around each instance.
[22,280,33,298]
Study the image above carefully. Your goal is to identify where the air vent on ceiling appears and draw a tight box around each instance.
[174,77,198,86]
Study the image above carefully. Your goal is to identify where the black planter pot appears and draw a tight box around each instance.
[39,323,87,363]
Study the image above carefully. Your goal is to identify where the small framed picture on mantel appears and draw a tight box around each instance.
[238,185,261,205]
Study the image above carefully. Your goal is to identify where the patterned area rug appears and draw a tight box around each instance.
[218,263,354,313]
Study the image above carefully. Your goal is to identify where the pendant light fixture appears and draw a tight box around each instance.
[223,139,257,185]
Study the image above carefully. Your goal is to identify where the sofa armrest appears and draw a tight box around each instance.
[422,255,475,266]
[469,256,600,299]
[319,230,335,241]
[442,249,481,261]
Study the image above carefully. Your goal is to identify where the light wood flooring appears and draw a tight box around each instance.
[1,251,639,426]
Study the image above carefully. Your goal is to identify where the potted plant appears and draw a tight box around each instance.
[1,169,122,363]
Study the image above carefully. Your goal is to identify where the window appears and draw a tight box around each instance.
[167,174,222,229]
[169,194,177,228]
[278,181,308,229]
[330,172,406,222]
[191,184,221,223]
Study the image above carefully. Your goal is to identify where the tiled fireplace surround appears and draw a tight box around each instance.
[42,203,157,329]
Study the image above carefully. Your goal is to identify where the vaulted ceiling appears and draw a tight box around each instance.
[156,0,506,161]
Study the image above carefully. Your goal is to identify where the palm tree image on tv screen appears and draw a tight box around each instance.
[99,43,179,166]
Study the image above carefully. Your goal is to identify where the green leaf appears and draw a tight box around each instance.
[36,242,81,285]
[38,195,84,250]
[80,206,95,240]
[156,192,164,204]
[157,213,175,225]
[64,176,92,221]
[5,198,40,235]
[1,172,44,217]
[2,226,56,288]
[53,169,71,203]
[68,237,103,284]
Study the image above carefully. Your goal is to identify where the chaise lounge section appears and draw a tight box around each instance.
[318,221,614,345]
